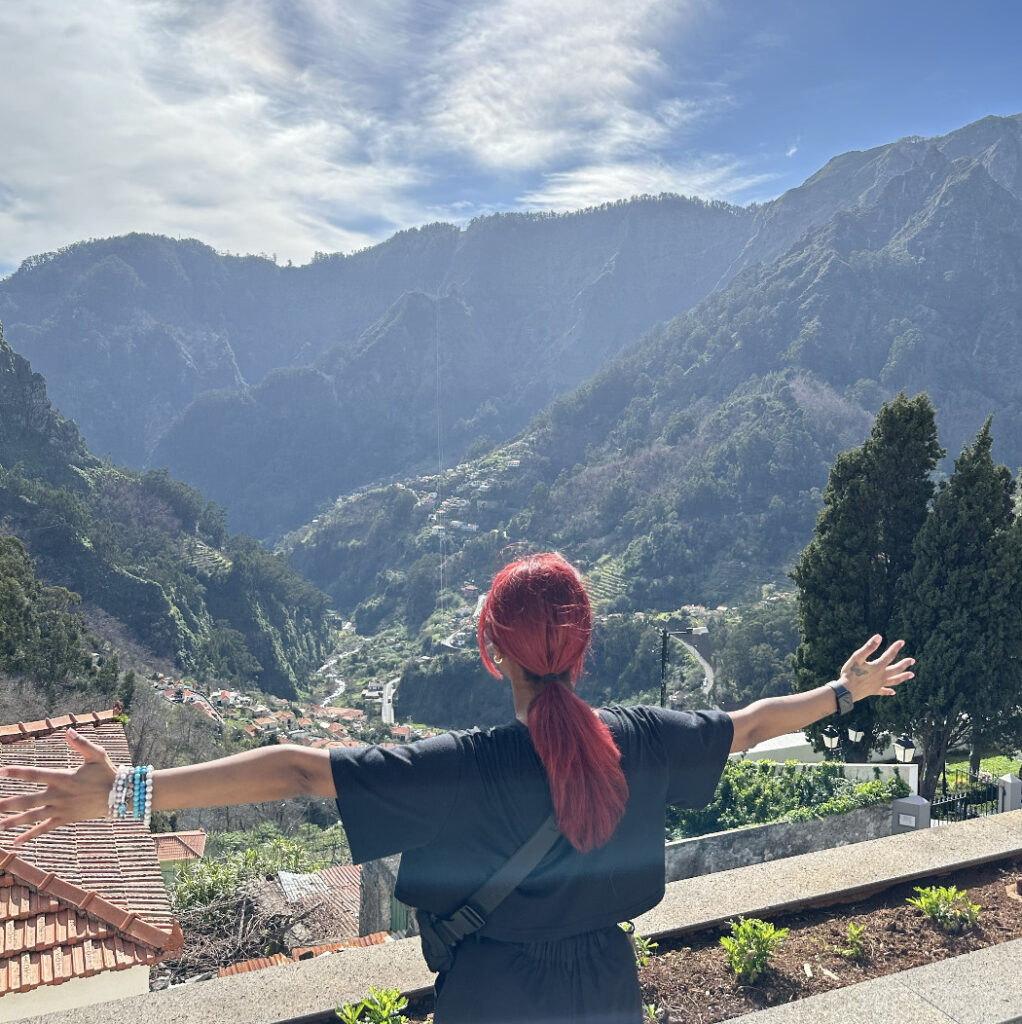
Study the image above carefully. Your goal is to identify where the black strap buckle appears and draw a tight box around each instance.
[441,903,486,942]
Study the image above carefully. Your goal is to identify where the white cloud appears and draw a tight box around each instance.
[417,0,715,169]
[786,144,799,157]
[0,0,751,270]
[518,158,777,210]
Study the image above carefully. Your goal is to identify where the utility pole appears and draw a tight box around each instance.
[659,628,669,707]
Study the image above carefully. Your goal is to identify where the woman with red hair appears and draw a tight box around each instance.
[0,551,912,1023]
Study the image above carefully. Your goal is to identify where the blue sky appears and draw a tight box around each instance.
[0,0,1018,276]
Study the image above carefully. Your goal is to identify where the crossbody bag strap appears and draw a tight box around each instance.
[432,812,561,945]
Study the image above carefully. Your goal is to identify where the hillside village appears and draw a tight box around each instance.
[150,675,431,750]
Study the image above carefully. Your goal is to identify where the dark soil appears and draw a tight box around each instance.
[640,857,1022,1023]
[404,857,1022,1023]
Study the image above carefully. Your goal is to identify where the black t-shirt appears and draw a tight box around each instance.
[330,705,733,942]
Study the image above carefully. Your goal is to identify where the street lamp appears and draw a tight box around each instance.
[894,734,916,763]
[847,724,865,744]
[821,724,841,759]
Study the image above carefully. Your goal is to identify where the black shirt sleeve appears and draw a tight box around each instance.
[330,733,465,864]
[652,707,734,808]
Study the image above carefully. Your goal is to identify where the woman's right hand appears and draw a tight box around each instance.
[0,729,116,846]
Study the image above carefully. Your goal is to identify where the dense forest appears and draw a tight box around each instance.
[0,325,331,699]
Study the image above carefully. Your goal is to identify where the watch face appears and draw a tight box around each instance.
[831,681,853,714]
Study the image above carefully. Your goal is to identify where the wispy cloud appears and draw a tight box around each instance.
[518,158,777,209]
[0,0,758,270]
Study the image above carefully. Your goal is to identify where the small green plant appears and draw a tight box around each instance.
[719,917,789,984]
[643,1003,661,1023]
[336,987,409,1024]
[836,920,867,960]
[619,922,659,967]
[633,932,659,967]
[907,885,980,934]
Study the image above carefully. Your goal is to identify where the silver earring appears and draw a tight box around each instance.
[493,654,503,665]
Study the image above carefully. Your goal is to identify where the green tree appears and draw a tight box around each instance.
[791,394,943,757]
[0,535,89,688]
[888,421,1021,800]
[714,597,799,709]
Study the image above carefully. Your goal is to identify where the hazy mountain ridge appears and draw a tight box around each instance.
[0,196,751,504]
[283,114,1022,616]
[0,326,331,697]
[2,112,1021,614]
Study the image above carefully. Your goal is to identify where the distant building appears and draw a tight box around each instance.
[0,711,182,1020]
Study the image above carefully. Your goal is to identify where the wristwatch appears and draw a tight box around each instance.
[827,680,854,715]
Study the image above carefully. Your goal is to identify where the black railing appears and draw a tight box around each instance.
[931,769,1000,824]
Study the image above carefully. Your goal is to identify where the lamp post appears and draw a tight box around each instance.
[846,724,864,745]
[821,724,841,760]
[894,734,916,764]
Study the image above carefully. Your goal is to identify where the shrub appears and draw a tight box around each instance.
[907,885,980,934]
[719,917,789,984]
[336,987,408,1023]
[666,760,910,839]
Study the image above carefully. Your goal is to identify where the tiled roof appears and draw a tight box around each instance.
[0,712,182,998]
[292,931,390,957]
[218,931,391,977]
[151,830,207,862]
[217,952,290,977]
[246,864,361,952]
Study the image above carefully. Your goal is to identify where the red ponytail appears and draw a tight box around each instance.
[478,553,628,852]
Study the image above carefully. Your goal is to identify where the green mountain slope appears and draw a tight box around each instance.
[0,325,330,697]
[286,115,1022,616]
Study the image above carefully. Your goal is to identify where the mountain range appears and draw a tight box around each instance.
[2,112,1021,626]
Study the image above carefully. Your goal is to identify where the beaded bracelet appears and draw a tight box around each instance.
[107,764,154,826]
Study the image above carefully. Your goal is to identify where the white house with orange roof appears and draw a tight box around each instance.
[0,711,182,1022]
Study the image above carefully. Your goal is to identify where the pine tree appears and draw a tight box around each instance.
[791,393,942,758]
[888,420,1021,800]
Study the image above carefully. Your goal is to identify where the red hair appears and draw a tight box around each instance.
[478,553,628,852]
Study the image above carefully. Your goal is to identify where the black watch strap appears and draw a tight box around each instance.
[828,680,854,715]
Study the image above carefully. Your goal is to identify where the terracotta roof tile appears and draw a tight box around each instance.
[152,830,207,862]
[291,931,391,958]
[217,952,289,977]
[0,712,182,997]
[218,932,392,977]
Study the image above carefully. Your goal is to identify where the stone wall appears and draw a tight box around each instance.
[664,802,891,882]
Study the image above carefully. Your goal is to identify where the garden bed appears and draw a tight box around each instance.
[404,857,1022,1023]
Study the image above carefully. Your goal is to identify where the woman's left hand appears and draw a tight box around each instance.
[839,635,915,701]
[0,729,116,846]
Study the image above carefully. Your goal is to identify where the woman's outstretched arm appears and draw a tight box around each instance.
[727,635,914,753]
[0,736,335,846]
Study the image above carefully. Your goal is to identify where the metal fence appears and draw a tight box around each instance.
[930,769,1001,825]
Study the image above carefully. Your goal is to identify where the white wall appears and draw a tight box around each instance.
[0,965,149,1023]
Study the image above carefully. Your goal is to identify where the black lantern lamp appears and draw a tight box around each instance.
[821,724,841,757]
[847,724,865,744]
[894,734,916,764]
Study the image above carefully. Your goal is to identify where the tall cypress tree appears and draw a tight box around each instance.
[888,420,1021,800]
[791,393,942,758]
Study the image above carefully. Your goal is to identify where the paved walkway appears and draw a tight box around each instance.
[18,811,1022,1024]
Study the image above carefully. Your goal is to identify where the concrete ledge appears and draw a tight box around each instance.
[636,809,1022,939]
[16,937,435,1024]
[739,938,1022,1024]
[16,812,1022,1024]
